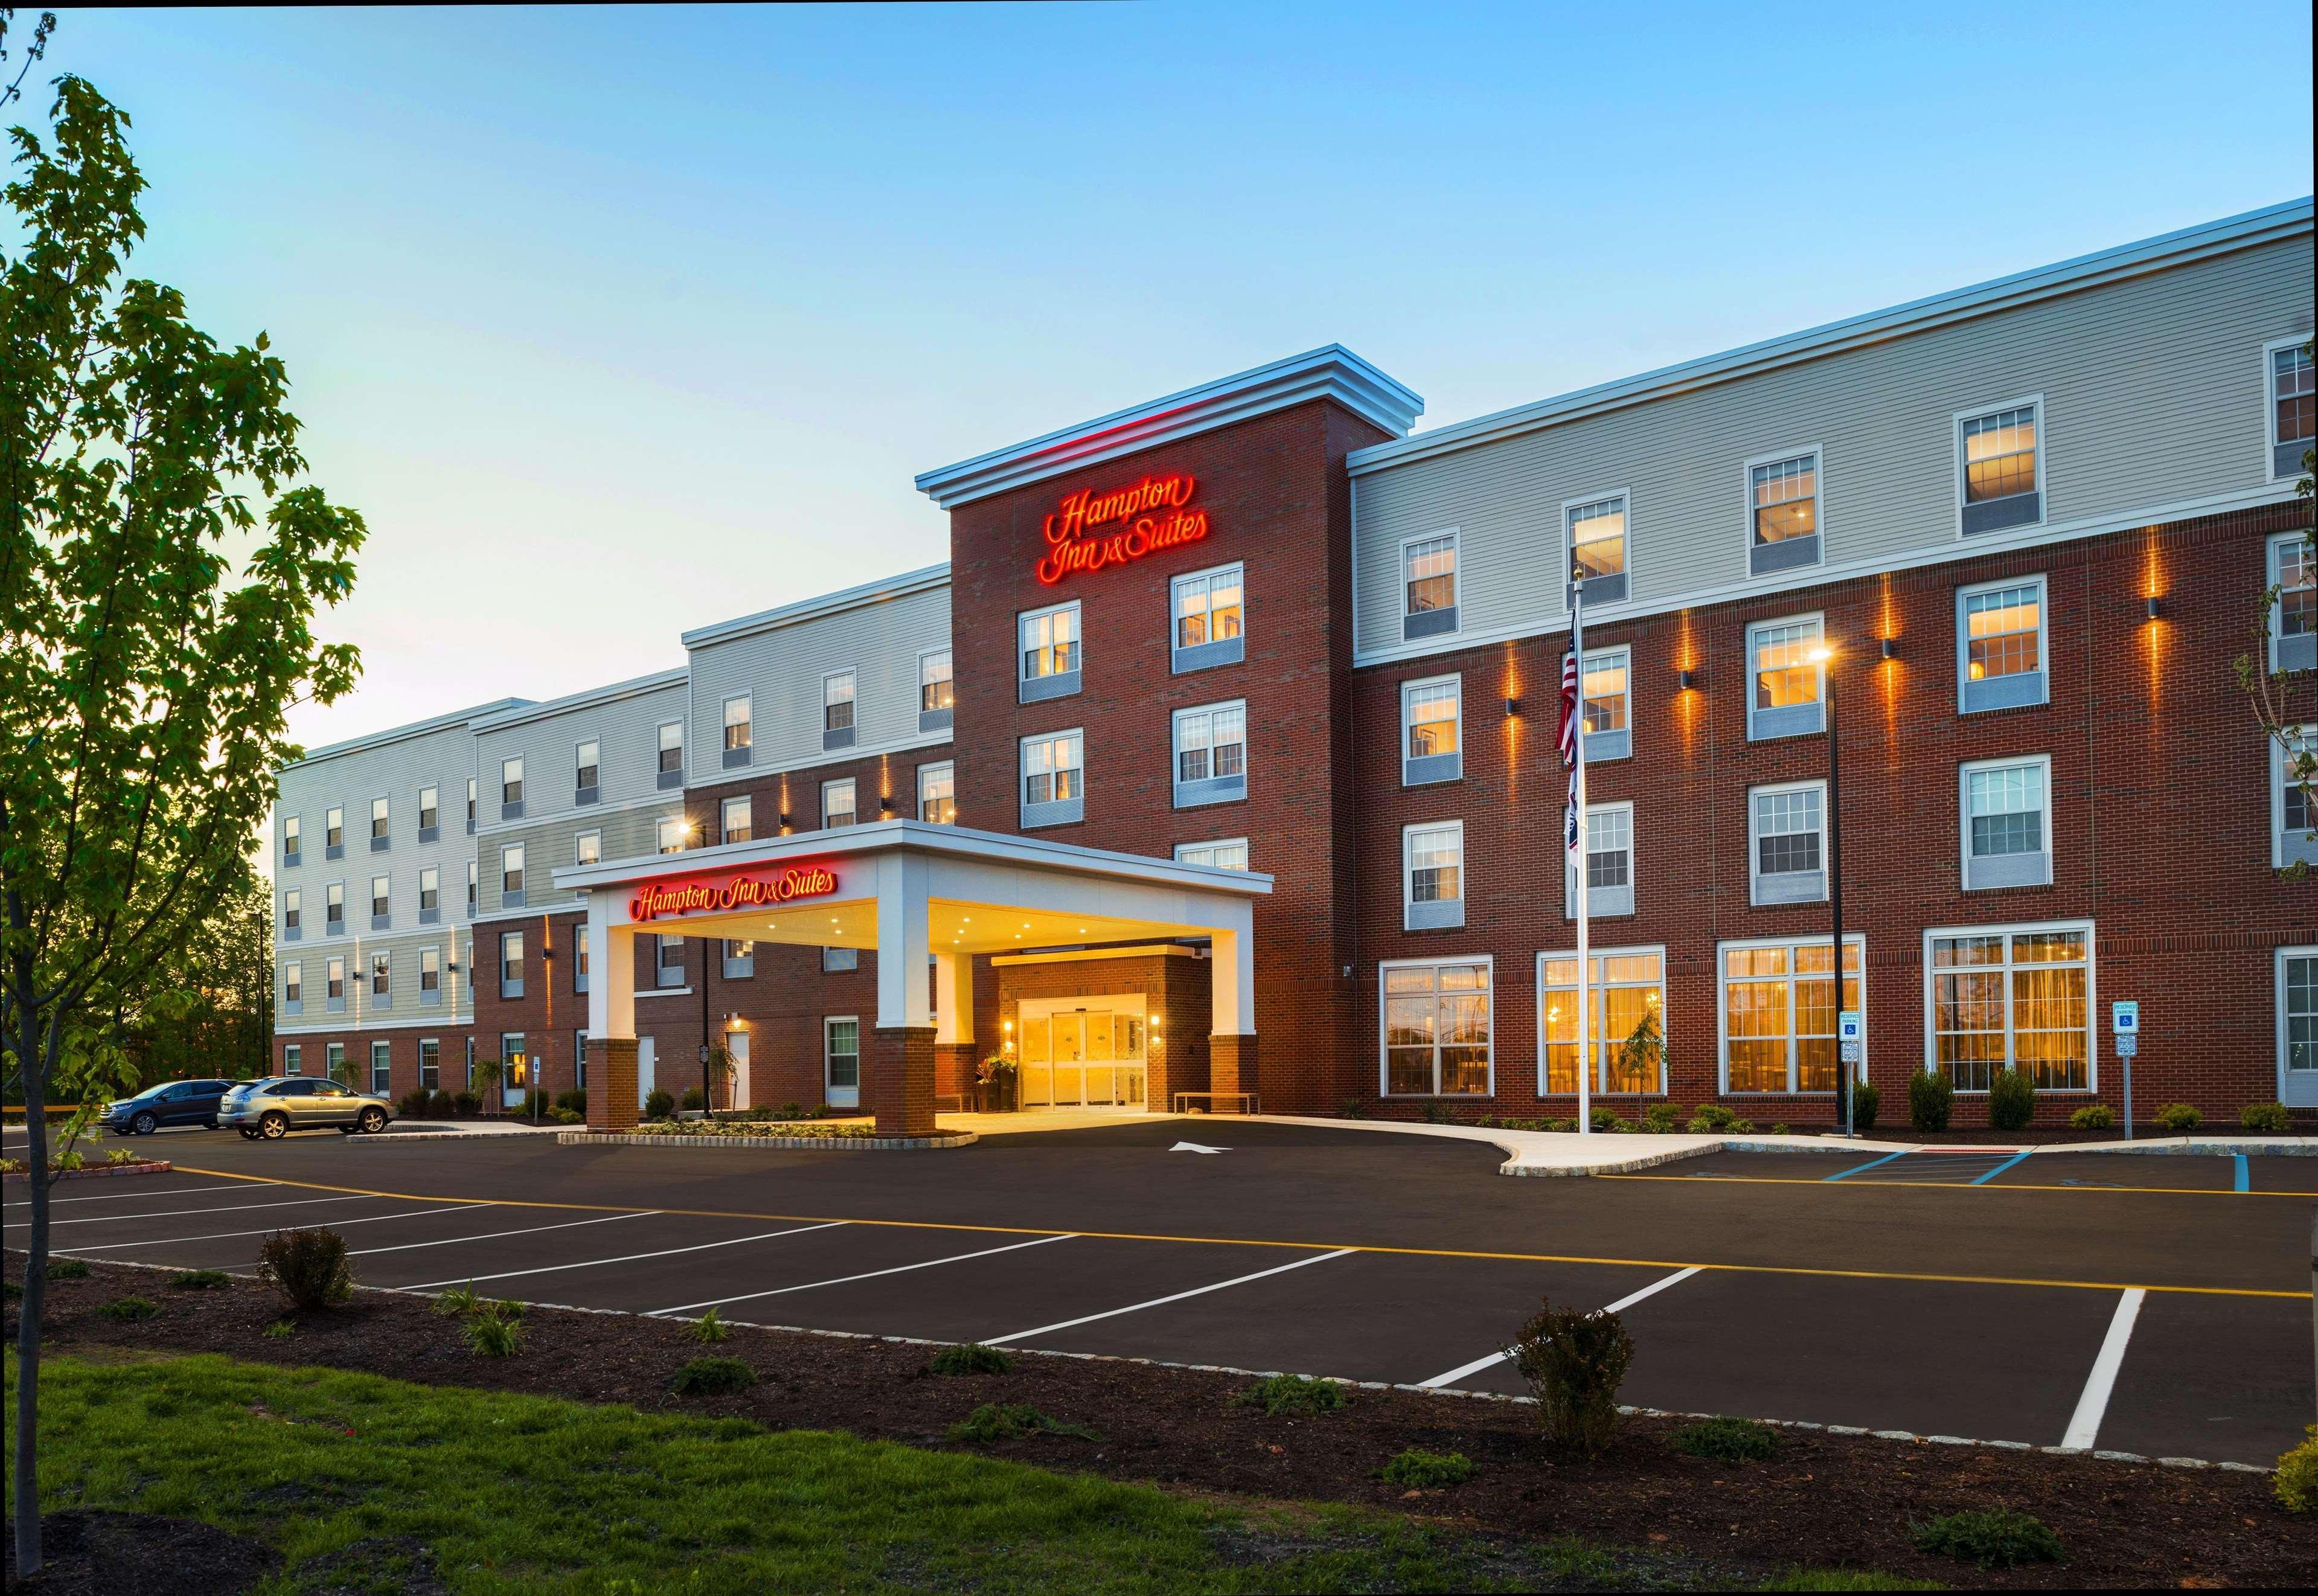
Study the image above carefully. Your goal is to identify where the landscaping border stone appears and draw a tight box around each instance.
[2,1159,172,1184]
[555,1129,976,1153]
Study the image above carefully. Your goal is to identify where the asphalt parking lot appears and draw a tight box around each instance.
[8,1118,2312,1467]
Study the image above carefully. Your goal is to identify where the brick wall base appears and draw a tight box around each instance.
[934,1043,980,1103]
[1209,1034,1258,1104]
[588,1038,639,1133]
[871,1026,937,1136]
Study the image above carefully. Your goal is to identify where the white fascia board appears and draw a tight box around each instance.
[281,697,534,772]
[679,563,952,650]
[466,667,690,733]
[914,345,1424,510]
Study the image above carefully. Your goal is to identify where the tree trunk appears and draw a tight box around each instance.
[11,1004,54,1579]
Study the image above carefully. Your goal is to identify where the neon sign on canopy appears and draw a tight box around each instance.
[629,865,838,923]
[1036,473,1210,585]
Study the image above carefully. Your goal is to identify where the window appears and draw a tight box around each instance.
[825,1018,861,1103]
[283,888,301,934]
[1020,603,1081,700]
[1747,450,1820,574]
[466,777,478,831]
[1962,755,2054,889]
[283,1043,302,1076]
[822,777,856,829]
[418,784,438,833]
[920,648,954,731]
[725,938,755,979]
[326,956,347,1004]
[1401,531,1458,639]
[466,860,478,915]
[821,672,856,751]
[283,960,303,1009]
[1956,577,2048,712]
[575,929,590,993]
[419,865,439,919]
[2272,531,2315,673]
[325,804,344,855]
[1171,562,1246,670]
[1380,959,1491,1095]
[1020,730,1084,826]
[2277,725,2317,869]
[370,950,390,1000]
[1564,802,1634,918]
[1749,781,1827,905]
[501,1034,528,1094]
[656,816,685,854]
[1928,923,2092,1091]
[1172,700,1247,806]
[1747,615,1825,740]
[823,946,857,972]
[1582,647,1631,760]
[722,795,752,844]
[370,873,390,927]
[1401,675,1461,784]
[1403,821,1464,931]
[419,1038,440,1092]
[1956,400,2043,534]
[501,843,525,905]
[325,1042,345,1082]
[2270,339,2314,480]
[575,740,600,799]
[657,720,683,786]
[575,830,600,867]
[1566,495,1628,604]
[282,814,301,862]
[1721,937,1864,1094]
[1540,947,1665,1094]
[1174,838,1249,871]
[572,1032,587,1091]
[658,934,685,988]
[917,762,955,824]
[325,882,344,932]
[371,1040,392,1095]
[501,757,523,807]
[499,931,524,999]
[724,694,753,763]
[420,945,441,996]
[371,795,390,843]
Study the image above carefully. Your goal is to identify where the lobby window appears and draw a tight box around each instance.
[1540,947,1665,1095]
[1957,577,2048,713]
[418,784,438,835]
[501,757,523,808]
[325,882,344,934]
[2282,948,2318,1097]
[1019,602,1081,702]
[822,777,857,829]
[1172,700,1247,807]
[283,888,301,935]
[722,795,752,844]
[1175,838,1249,871]
[466,860,478,915]
[821,672,856,750]
[325,955,347,1006]
[420,865,439,919]
[499,931,523,999]
[575,829,600,867]
[1020,730,1084,827]
[2276,725,2317,870]
[2272,531,2316,674]
[370,795,390,845]
[1749,781,1827,905]
[370,950,391,1001]
[725,938,754,979]
[1747,450,1820,575]
[2270,339,2314,480]
[917,761,955,825]
[1171,562,1246,671]
[575,739,600,801]
[1958,400,2042,535]
[657,720,684,787]
[420,945,441,997]
[1401,675,1462,785]
[371,1040,392,1095]
[1567,495,1628,604]
[1380,959,1491,1097]
[419,1039,440,1092]
[1564,802,1634,918]
[658,934,686,989]
[656,815,685,854]
[501,843,525,906]
[325,804,344,856]
[283,961,303,1011]
[1929,923,2092,1091]
[1583,647,1631,761]
[920,648,954,732]
[1962,755,2054,889]
[1401,531,1458,641]
[1747,615,1825,740]
[282,814,301,864]
[370,873,390,927]
[1721,937,1863,1094]
[1402,821,1464,931]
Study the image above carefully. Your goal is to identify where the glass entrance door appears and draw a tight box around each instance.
[1051,1014,1086,1107]
[1016,1002,1147,1109]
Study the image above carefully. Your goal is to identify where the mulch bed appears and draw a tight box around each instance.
[1,1509,279,1595]
[11,1255,2313,1589]
[2,1161,173,1185]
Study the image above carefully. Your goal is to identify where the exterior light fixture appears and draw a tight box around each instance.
[1676,668,1695,690]
[878,795,895,814]
[2145,595,2162,620]
[777,812,792,828]
[1503,696,1520,718]
[1881,638,1899,660]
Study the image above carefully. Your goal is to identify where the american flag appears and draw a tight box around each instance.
[1557,646,1580,850]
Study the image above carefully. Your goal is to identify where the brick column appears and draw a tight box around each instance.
[586,1038,638,1132]
[869,1025,938,1136]
[933,1043,981,1105]
[1209,1034,1257,1108]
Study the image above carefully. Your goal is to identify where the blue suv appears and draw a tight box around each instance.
[98,1078,238,1136]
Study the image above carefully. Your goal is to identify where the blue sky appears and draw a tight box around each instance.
[34,3,2315,748]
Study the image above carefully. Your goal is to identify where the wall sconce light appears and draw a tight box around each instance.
[1881,637,1900,660]
[1676,668,1696,691]
[2145,595,2162,620]
[777,812,792,829]
[1503,696,1520,718]
[877,795,895,815]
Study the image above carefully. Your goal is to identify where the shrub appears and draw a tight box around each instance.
[1910,1508,2062,1569]
[2153,1101,2202,1133]
[930,1343,1011,1376]
[555,1089,588,1118]
[549,1106,583,1124]
[1987,1069,2036,1132]
[1907,1069,1953,1132]
[1670,1415,1780,1462]
[2243,1101,2292,1133]
[1340,1097,1366,1119]
[1377,1447,1476,1488]
[1846,1082,1880,1133]
[55,1149,82,1171]
[104,1147,139,1165]
[1769,1123,1791,1136]
[397,1091,431,1119]
[644,1089,676,1121]
[262,1318,296,1339]
[97,1295,159,1321]
[687,1307,730,1344]
[1508,1297,1634,1453]
[169,1269,231,1291]
[948,1402,1098,1444]
[1640,1101,1677,1132]
[0,1157,22,1174]
[668,1356,755,1396]
[256,1228,354,1312]
[2276,1426,2318,1514]
[1234,1374,1347,1416]
[432,1281,481,1316]
[679,1086,707,1112]
[778,1101,805,1120]
[1418,1100,1454,1125]
[2069,1104,2115,1130]
[1589,1106,1630,1133]
[46,1258,89,1280]
[427,1090,458,1118]
[464,1309,523,1357]
[450,1091,481,1117]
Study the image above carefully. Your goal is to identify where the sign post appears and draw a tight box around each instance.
[2111,1001,2139,1141]
[1837,1011,1864,1138]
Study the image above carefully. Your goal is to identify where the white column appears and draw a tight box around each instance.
[586,891,636,1039]
[1209,909,1256,1035]
[935,949,973,1045]
[875,853,933,1029]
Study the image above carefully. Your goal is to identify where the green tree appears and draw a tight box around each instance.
[126,873,274,1084]
[1,43,364,1575]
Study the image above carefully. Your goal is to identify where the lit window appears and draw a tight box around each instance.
[658,935,685,989]
[2272,341,2314,479]
[725,939,755,979]
[1582,647,1631,760]
[1401,675,1461,785]
[1749,782,1826,905]
[1380,960,1491,1096]
[917,761,955,825]
[822,673,854,735]
[370,795,390,840]
[1567,495,1628,603]
[1403,821,1464,931]
[2277,725,2317,870]
[574,741,599,795]
[418,784,438,830]
[1721,938,1863,1094]
[722,795,752,844]
[655,816,684,854]
[574,830,600,867]
[1020,604,1080,698]
[500,1034,527,1092]
[1172,563,1246,667]
[1174,838,1249,870]
[1929,923,2092,1091]
[1172,701,1247,804]
[2272,532,2315,674]
[370,951,391,998]
[1958,402,2041,534]
[1564,803,1634,918]
[1020,731,1084,825]
[501,758,523,806]
[1746,615,1825,740]
[501,843,524,897]
[1540,947,1665,1095]
[920,649,954,721]
[1401,533,1458,639]
[1747,452,1820,574]
[822,777,856,828]
[1962,756,2052,889]
[724,694,752,751]
[1958,578,2048,711]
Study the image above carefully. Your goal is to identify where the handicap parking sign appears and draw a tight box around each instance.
[2111,1000,2139,1034]
[1837,1011,1863,1044]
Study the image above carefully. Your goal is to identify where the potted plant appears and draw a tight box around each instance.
[975,1053,1017,1112]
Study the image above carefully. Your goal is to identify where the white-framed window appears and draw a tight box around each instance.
[1400,675,1461,785]
[1745,449,1820,575]
[1957,576,2049,713]
[2276,725,2317,870]
[822,777,857,829]
[2281,945,2318,1106]
[501,842,524,899]
[418,784,438,830]
[1402,820,1464,931]
[371,1040,392,1095]
[1720,935,1865,1094]
[1581,647,1631,761]
[723,694,752,752]
[370,873,390,919]
[466,860,478,914]
[1171,700,1247,806]
[283,1043,302,1076]
[465,778,477,826]
[420,1038,441,1092]
[575,830,600,867]
[283,888,301,932]
[324,1041,345,1080]
[1962,755,2054,889]
[2268,336,2314,481]
[282,813,301,861]
[325,955,347,1002]
[498,930,523,999]
[574,929,590,991]
[283,960,303,1006]
[1565,493,1628,604]
[1020,729,1084,826]
[501,757,523,806]
[1564,801,1634,918]
[1749,781,1827,905]
[1400,530,1459,639]
[656,816,685,854]
[1019,602,1081,699]
[825,1016,862,1106]
[370,950,390,999]
[722,795,752,844]
[575,740,599,795]
[371,794,390,841]
[725,938,755,979]
[500,1033,528,1094]
[1926,921,2093,1091]
[1539,946,1666,1095]
[917,761,955,825]
[1955,397,2044,536]
[325,804,344,849]
[420,945,441,995]
[1746,614,1825,740]
[1171,562,1245,669]
[418,866,439,914]
[822,671,856,736]
[658,719,683,776]
[2270,530,2315,674]
[569,1032,584,1092]
[1175,838,1249,871]
[1380,957,1491,1097]
[920,648,954,725]
[657,934,686,989]
[325,880,344,930]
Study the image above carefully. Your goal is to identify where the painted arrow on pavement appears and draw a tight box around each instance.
[1168,1141,1230,1154]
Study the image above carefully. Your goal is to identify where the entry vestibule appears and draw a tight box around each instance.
[1018,995,1148,1109]
[554,819,1269,1135]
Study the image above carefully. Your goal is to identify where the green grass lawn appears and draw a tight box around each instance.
[7,1351,1930,1593]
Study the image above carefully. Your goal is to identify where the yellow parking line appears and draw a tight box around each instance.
[1602,1172,2318,1198]
[167,1165,2308,1302]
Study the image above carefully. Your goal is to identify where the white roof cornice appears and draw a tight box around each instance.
[467,667,689,732]
[680,562,952,650]
[282,697,532,771]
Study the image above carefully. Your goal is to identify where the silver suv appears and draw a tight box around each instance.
[219,1077,393,1139]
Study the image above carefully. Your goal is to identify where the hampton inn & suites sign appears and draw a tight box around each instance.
[1036,473,1211,585]
[629,865,838,922]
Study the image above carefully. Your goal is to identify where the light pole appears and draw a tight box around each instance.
[1809,643,1852,1139]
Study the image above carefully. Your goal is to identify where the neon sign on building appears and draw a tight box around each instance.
[629,865,839,922]
[1036,473,1211,585]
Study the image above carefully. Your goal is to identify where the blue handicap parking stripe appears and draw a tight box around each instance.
[1969,1149,2035,1185]
[1825,1149,1912,1181]
[2233,1153,2249,1193]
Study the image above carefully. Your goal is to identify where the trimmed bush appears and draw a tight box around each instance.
[680,1086,707,1112]
[1910,1508,2062,1569]
[396,1091,431,1120]
[168,1269,231,1291]
[929,1343,1011,1376]
[47,1258,89,1280]
[257,1228,353,1312]
[450,1091,481,1117]
[464,1309,522,1357]
[1377,1448,1477,1488]
[1640,1101,1677,1132]
[1987,1069,2036,1132]
[2153,1101,2202,1133]
[427,1089,458,1118]
[97,1295,159,1321]
[948,1402,1098,1444]
[1670,1415,1780,1462]
[1847,1081,1880,1133]
[1685,1103,1741,1132]
[1418,1100,1455,1125]
[2242,1101,2292,1133]
[2068,1104,2115,1131]
[1234,1374,1347,1416]
[555,1089,588,1118]
[1508,1296,1634,1453]
[1907,1069,1953,1133]
[2276,1426,2318,1514]
[669,1356,756,1396]
[1589,1106,1630,1133]
[644,1089,676,1121]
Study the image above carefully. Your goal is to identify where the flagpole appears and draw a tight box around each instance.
[1569,571,1592,1137]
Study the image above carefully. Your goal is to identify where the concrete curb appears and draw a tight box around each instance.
[349,1126,567,1143]
[554,1129,976,1153]
[2,1160,173,1184]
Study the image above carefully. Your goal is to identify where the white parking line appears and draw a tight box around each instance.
[651,1233,1076,1318]
[5,1181,276,1208]
[5,1192,386,1228]
[56,1203,495,1254]
[2060,1286,2145,1450]
[347,1209,661,1258]
[1417,1265,1704,1389]
[398,1221,848,1293]
[983,1248,1356,1348]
